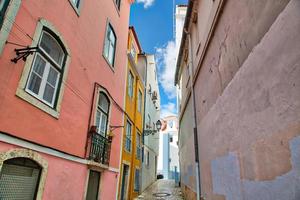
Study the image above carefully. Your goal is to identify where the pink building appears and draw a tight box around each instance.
[0,0,132,199]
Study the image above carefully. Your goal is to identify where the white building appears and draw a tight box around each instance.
[137,54,161,192]
[157,116,179,180]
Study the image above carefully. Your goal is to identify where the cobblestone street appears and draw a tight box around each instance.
[135,180,184,200]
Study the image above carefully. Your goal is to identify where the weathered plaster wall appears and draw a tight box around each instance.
[193,0,300,199]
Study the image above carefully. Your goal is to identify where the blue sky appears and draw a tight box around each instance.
[130,0,187,118]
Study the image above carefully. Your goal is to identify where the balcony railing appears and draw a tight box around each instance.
[88,128,112,166]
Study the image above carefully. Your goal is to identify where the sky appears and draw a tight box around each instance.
[129,0,187,118]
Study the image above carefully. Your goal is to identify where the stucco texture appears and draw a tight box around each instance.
[194,0,300,199]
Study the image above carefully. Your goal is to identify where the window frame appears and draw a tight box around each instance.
[114,0,121,10]
[103,23,117,68]
[25,30,66,108]
[68,0,82,16]
[125,120,132,152]
[16,19,71,118]
[134,168,140,192]
[137,89,142,113]
[127,70,134,98]
[136,131,141,160]
[95,92,110,137]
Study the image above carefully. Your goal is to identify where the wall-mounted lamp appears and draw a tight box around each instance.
[143,120,162,136]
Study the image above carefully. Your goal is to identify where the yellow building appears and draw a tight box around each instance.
[118,27,144,200]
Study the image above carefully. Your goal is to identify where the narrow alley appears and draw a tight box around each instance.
[136,180,183,200]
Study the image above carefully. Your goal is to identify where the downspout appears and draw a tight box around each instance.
[186,30,202,200]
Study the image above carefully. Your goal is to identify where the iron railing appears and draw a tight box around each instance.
[89,130,112,166]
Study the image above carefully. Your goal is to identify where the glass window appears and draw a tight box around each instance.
[71,0,80,8]
[125,120,131,152]
[127,71,134,98]
[138,89,142,112]
[0,0,10,29]
[95,92,110,136]
[115,0,121,10]
[103,24,116,66]
[136,132,141,160]
[130,43,136,60]
[134,169,140,192]
[26,31,65,107]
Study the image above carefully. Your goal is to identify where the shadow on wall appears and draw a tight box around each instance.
[211,135,300,200]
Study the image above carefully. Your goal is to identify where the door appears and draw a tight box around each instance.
[86,170,101,200]
[0,158,41,200]
[120,164,129,200]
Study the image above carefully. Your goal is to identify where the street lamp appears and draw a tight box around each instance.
[144,120,162,136]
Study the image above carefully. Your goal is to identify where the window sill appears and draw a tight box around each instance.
[68,0,81,17]
[16,88,60,119]
[102,54,115,73]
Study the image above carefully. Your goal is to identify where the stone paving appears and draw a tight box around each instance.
[135,179,184,200]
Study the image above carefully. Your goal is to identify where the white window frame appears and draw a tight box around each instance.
[137,89,142,113]
[125,120,132,152]
[25,31,65,108]
[95,92,110,137]
[127,71,134,98]
[16,19,71,118]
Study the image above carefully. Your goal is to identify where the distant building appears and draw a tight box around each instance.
[175,0,300,200]
[0,0,132,199]
[137,54,161,192]
[157,116,179,180]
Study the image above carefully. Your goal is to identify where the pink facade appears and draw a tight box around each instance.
[0,0,132,199]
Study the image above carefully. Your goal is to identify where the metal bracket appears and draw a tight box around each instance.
[11,46,38,63]
[109,125,124,132]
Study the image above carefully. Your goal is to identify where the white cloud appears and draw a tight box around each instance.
[160,102,177,118]
[136,0,155,8]
[155,40,178,100]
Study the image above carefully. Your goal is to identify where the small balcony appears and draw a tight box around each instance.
[88,126,112,166]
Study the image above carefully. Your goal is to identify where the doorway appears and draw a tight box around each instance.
[86,170,101,200]
[120,164,129,200]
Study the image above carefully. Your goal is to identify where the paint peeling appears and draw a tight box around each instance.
[211,136,300,200]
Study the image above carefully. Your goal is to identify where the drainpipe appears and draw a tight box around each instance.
[186,30,202,200]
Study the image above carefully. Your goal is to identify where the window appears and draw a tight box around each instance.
[170,136,173,143]
[127,71,134,98]
[138,89,142,113]
[103,24,116,66]
[168,120,173,128]
[0,0,10,29]
[136,132,141,160]
[134,169,140,192]
[130,43,136,60]
[25,31,66,107]
[115,0,121,10]
[125,120,132,152]
[70,0,80,8]
[95,92,110,136]
[0,158,42,199]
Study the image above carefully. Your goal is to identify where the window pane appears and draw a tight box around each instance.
[71,0,80,8]
[100,113,107,135]
[99,93,109,113]
[108,43,115,64]
[43,84,55,104]
[28,74,42,95]
[95,110,101,133]
[47,67,58,87]
[40,32,65,66]
[27,55,46,95]
[33,55,46,76]
[104,25,116,66]
[0,0,10,29]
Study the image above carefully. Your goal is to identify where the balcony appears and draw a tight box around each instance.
[88,127,112,166]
